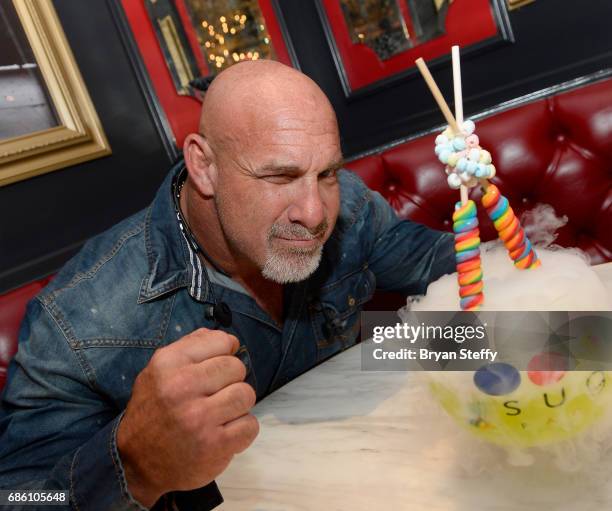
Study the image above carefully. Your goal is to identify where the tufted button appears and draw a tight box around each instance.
[387,183,396,192]
[522,197,528,203]
[557,134,566,143]
[443,219,450,226]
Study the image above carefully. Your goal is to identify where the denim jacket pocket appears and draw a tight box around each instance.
[309,266,375,361]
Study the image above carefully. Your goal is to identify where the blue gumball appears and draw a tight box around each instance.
[475,163,487,177]
[474,363,521,396]
[453,137,466,151]
[436,134,449,145]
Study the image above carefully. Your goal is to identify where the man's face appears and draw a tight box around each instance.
[211,105,342,283]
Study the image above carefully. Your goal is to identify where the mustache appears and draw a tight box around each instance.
[269,219,329,240]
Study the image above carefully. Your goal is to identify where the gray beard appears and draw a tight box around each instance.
[261,244,323,283]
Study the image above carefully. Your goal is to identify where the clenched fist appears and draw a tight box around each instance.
[116,328,259,508]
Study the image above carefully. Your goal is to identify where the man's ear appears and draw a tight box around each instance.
[183,133,218,197]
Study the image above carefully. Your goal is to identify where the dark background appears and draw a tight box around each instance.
[1,0,611,293]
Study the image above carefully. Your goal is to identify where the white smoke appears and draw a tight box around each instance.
[522,203,569,250]
[410,203,611,311]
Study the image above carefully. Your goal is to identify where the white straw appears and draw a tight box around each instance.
[451,45,468,205]
[451,46,463,128]
[459,184,469,204]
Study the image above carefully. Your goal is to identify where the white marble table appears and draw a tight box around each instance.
[217,263,612,511]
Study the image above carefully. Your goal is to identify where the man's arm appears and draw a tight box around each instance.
[366,188,456,296]
[0,298,155,510]
[0,297,255,511]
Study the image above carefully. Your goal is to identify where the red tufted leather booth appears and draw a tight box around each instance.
[346,78,612,265]
[1,78,611,392]
[0,277,53,391]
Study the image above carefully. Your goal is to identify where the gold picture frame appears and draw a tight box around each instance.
[507,0,535,10]
[0,0,111,187]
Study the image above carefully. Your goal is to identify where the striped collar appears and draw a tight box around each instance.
[177,219,207,301]
[139,160,212,304]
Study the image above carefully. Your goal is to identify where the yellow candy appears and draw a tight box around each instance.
[448,153,459,167]
[479,150,492,164]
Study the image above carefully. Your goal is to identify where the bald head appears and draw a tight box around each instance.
[181,59,343,286]
[199,60,338,152]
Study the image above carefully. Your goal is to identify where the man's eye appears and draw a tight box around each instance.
[263,174,293,184]
[320,168,338,179]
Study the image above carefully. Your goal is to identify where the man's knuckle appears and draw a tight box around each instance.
[149,348,166,368]
[203,356,242,384]
[216,355,234,372]
[202,358,223,381]
[186,327,210,343]
[232,382,256,410]
[220,356,246,381]
[226,334,240,349]
[241,383,257,407]
[244,414,260,440]
[233,357,247,381]
[223,386,246,415]
[224,416,259,453]
[195,326,213,337]
[208,331,237,351]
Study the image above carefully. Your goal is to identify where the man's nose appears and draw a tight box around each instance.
[287,179,326,231]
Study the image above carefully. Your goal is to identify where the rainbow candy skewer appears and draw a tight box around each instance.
[481,183,541,270]
[453,200,484,310]
[416,48,542,311]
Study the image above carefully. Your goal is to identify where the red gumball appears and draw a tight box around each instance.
[527,352,568,386]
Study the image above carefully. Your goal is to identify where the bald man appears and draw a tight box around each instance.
[0,61,455,510]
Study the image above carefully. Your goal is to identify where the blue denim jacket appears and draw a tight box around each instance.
[0,161,455,510]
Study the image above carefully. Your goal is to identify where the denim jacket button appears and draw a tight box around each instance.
[347,296,356,307]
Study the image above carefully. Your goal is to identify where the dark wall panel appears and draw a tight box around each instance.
[277,0,612,156]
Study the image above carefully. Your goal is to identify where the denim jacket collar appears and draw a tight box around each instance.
[138,160,211,304]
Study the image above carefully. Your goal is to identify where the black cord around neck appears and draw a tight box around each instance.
[172,165,232,278]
